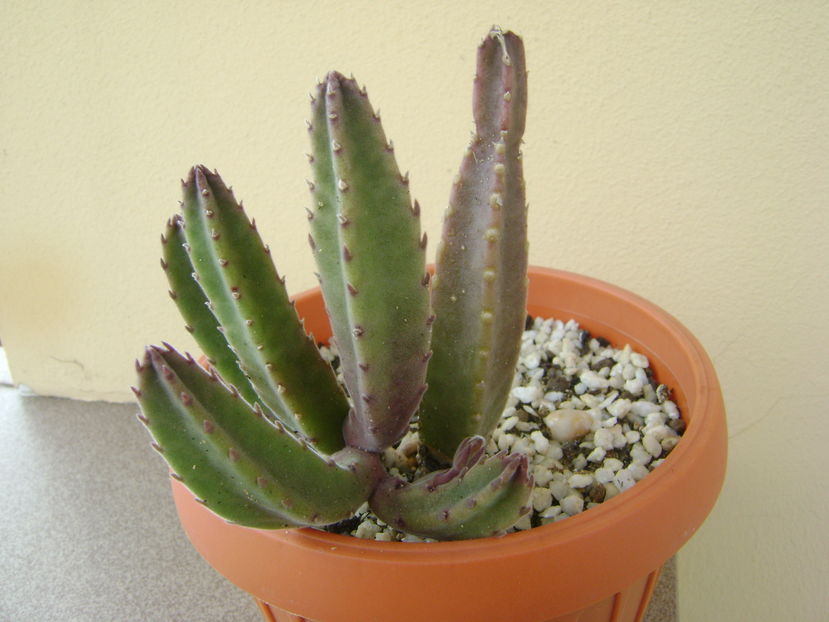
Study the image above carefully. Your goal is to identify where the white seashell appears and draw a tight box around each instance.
[544,408,593,442]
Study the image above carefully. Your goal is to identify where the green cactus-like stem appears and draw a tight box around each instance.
[420,29,529,461]
[369,436,532,540]
[179,166,348,454]
[307,72,432,453]
[134,345,381,528]
[161,215,259,406]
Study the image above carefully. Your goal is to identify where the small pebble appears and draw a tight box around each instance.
[533,465,555,487]
[645,411,666,426]
[512,385,541,403]
[646,424,673,442]
[568,473,594,489]
[604,482,621,499]
[631,400,660,417]
[512,437,532,455]
[625,430,641,444]
[630,352,649,368]
[593,428,615,450]
[624,378,644,395]
[550,480,571,502]
[586,447,606,463]
[629,464,650,481]
[614,469,636,491]
[579,370,609,391]
[530,430,550,454]
[501,415,519,431]
[604,457,624,472]
[630,443,653,465]
[532,487,553,512]
[594,467,614,484]
[607,398,631,418]
[661,436,680,451]
[664,401,680,419]
[560,494,584,515]
[643,434,663,458]
[545,441,564,461]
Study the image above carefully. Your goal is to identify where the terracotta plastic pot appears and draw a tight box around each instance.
[172,266,727,622]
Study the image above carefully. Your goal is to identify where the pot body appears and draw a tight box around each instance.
[172,267,727,622]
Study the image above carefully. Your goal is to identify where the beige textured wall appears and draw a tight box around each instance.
[1,1,827,619]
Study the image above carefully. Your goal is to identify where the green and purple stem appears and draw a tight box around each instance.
[307,72,432,453]
[134,345,381,528]
[370,436,532,540]
[420,29,529,461]
[162,215,259,406]
[178,166,349,454]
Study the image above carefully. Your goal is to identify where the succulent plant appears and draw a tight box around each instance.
[134,27,532,540]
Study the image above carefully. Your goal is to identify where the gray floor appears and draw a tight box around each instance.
[0,385,676,621]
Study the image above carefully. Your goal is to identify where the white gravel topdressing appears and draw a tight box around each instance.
[324,316,685,542]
